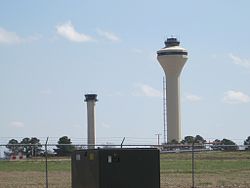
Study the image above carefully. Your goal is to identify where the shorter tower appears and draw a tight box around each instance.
[85,94,98,149]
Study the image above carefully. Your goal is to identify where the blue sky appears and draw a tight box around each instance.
[0,1,250,145]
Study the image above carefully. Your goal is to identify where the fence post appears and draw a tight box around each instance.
[121,137,125,148]
[192,142,195,188]
[45,137,49,188]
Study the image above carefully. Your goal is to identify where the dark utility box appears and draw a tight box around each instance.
[71,148,160,188]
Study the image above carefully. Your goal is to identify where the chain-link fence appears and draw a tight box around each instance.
[0,143,250,188]
[160,143,250,188]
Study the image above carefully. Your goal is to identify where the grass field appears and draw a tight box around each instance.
[0,158,71,188]
[160,151,250,187]
[0,151,250,187]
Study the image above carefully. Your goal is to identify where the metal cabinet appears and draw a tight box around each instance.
[71,148,160,188]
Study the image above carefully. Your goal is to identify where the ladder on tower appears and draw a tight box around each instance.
[163,76,167,144]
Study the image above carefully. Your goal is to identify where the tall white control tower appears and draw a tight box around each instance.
[157,38,188,142]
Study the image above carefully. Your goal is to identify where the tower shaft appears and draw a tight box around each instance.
[85,94,98,149]
[165,72,181,142]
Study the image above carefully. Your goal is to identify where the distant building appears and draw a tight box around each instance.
[9,152,26,160]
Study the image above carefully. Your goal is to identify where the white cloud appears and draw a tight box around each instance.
[0,28,22,44]
[9,121,25,128]
[185,94,202,102]
[0,27,41,44]
[229,54,250,68]
[97,29,120,42]
[133,83,162,97]
[223,90,250,104]
[56,21,93,42]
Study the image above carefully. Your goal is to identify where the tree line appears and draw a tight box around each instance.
[4,135,250,158]
[5,136,76,158]
[166,135,250,151]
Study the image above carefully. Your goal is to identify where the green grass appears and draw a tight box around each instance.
[161,151,250,160]
[160,151,250,174]
[0,151,249,174]
[195,160,250,173]
[0,151,250,187]
[0,159,71,172]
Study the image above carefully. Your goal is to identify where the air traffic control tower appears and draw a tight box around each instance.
[157,37,188,142]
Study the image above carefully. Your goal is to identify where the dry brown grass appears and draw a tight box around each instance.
[1,171,250,188]
[0,171,71,188]
[160,171,250,188]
